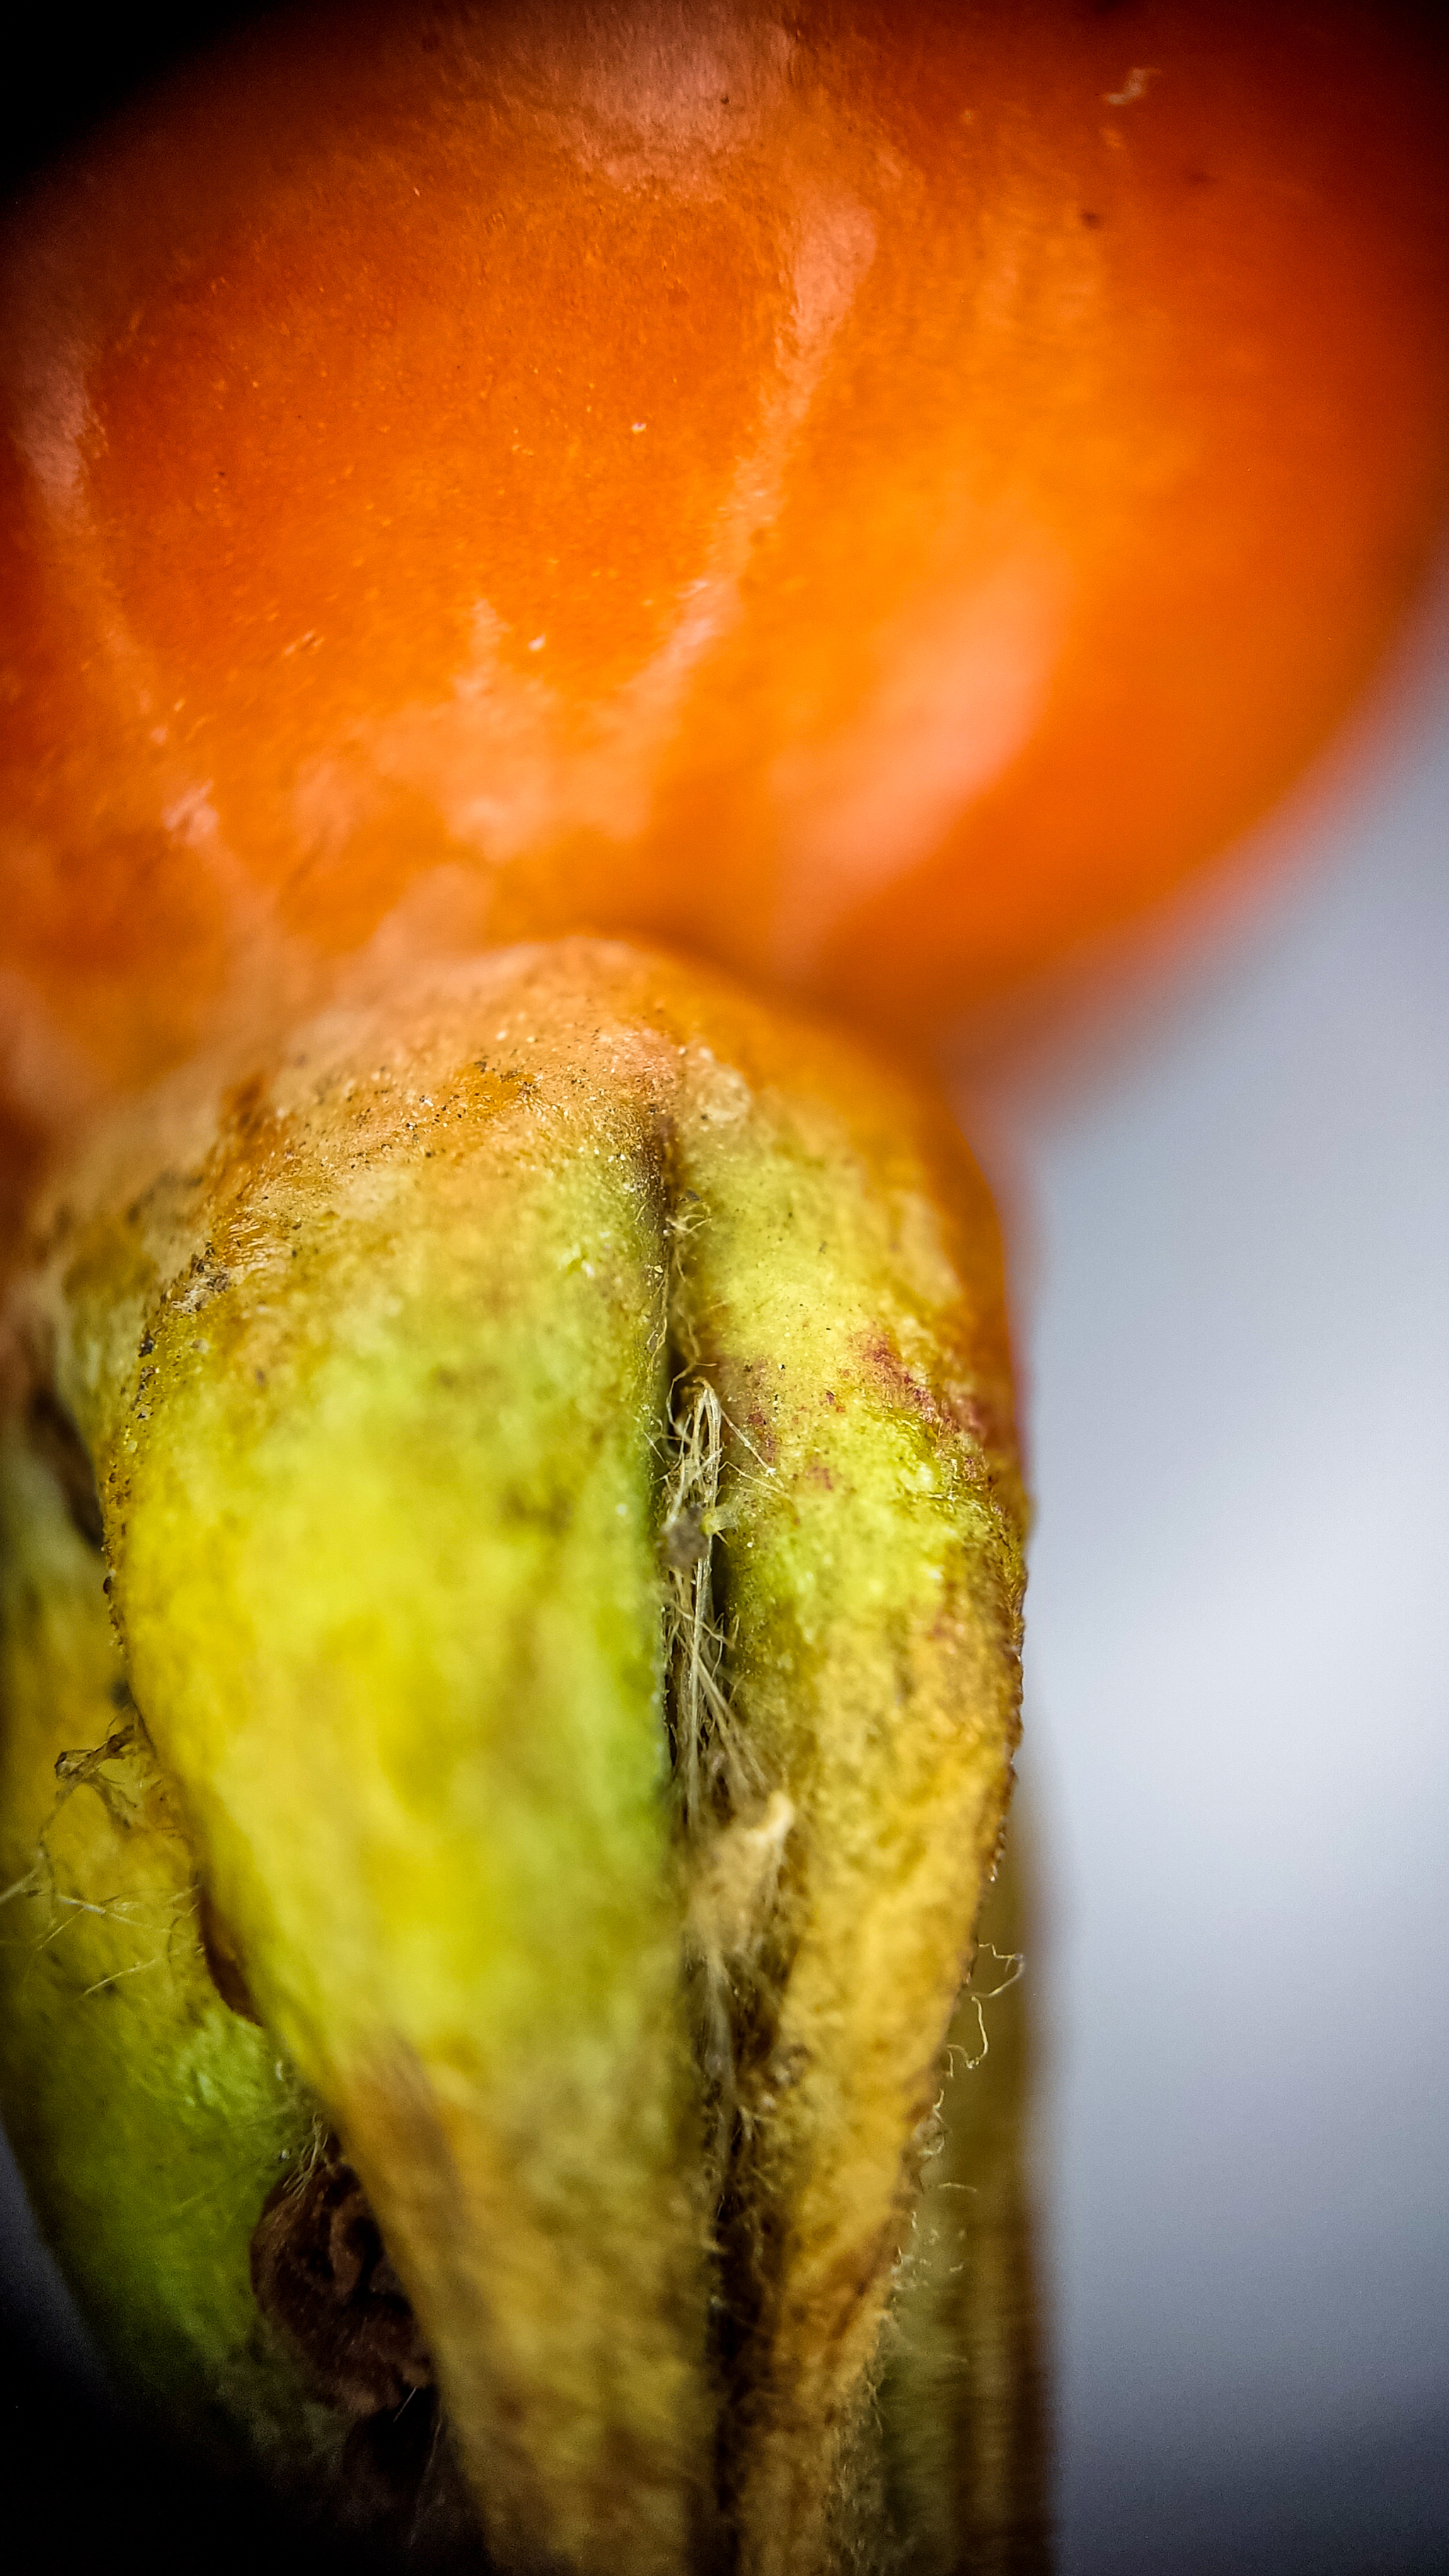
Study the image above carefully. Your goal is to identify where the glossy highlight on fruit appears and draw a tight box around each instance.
[0,939,1026,2572]
[2,0,1447,1142]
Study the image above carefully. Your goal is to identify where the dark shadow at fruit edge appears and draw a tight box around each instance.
[0,2319,495,2576]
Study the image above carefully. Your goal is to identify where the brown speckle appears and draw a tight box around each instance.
[862,1332,994,1452]
[250,2142,433,2418]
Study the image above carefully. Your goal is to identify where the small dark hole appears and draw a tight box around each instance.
[198,1887,263,2023]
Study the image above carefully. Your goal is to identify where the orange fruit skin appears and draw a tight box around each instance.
[2,0,1447,1125]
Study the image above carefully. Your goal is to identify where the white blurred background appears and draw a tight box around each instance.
[962,562,1449,2570]
[3,576,1445,2571]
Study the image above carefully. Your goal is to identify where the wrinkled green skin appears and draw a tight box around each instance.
[0,1438,339,2490]
[0,941,1025,2574]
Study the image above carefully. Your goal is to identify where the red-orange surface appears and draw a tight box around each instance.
[3,0,1447,1133]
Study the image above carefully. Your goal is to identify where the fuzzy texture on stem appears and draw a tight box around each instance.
[1,940,1024,2572]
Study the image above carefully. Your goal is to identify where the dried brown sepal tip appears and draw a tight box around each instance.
[4,938,1025,2575]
